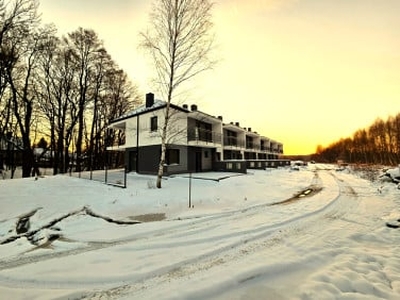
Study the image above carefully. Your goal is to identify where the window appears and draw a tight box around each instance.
[196,120,212,142]
[261,140,265,150]
[226,130,237,146]
[166,149,180,165]
[204,151,208,158]
[150,116,158,132]
[246,136,253,149]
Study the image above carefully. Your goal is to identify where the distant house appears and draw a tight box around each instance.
[0,133,23,167]
[107,93,288,175]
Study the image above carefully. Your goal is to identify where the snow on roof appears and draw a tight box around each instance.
[111,99,167,123]
[110,99,194,124]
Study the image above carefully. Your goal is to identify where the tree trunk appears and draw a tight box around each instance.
[156,118,169,188]
[22,147,34,178]
[76,103,84,172]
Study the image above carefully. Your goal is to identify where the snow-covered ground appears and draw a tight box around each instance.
[1,164,400,299]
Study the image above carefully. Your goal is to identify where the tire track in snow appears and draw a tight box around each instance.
[0,170,358,297]
[0,171,322,271]
[124,171,367,300]
[0,171,334,294]
[82,170,362,299]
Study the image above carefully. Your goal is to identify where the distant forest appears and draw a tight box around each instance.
[313,113,400,166]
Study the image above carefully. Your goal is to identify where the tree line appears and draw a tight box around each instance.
[314,113,400,166]
[0,0,141,178]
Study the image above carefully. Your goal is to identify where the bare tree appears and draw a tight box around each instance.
[391,114,400,162]
[100,67,141,166]
[316,113,400,165]
[1,2,142,177]
[86,48,109,170]
[1,0,44,177]
[385,115,399,165]
[66,28,103,172]
[140,0,216,188]
[87,52,140,170]
[0,0,39,160]
[35,27,77,174]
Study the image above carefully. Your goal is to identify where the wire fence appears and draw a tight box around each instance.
[68,168,127,188]
[66,150,127,187]
[0,166,127,188]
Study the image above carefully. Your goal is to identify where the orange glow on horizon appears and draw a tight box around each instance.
[38,0,400,156]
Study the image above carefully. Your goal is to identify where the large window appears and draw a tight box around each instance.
[196,121,212,142]
[166,149,180,165]
[150,116,158,132]
[225,130,237,146]
[246,136,253,149]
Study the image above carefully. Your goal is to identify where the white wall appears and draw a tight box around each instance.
[123,108,189,148]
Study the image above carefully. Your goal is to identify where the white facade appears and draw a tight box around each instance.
[107,94,284,174]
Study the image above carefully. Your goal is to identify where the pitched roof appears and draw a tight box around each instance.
[110,100,188,124]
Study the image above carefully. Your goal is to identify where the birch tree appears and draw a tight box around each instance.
[140,0,216,188]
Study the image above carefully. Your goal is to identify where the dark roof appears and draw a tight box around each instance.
[109,100,189,124]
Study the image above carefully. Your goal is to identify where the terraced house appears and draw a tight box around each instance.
[107,93,288,175]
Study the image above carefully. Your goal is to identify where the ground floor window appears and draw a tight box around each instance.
[166,149,180,165]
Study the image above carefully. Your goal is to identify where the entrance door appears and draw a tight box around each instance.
[129,151,137,172]
[195,151,202,172]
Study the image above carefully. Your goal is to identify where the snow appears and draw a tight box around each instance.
[383,166,400,183]
[111,99,167,123]
[1,164,400,299]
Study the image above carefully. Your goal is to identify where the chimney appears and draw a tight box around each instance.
[191,104,198,111]
[235,122,240,127]
[217,116,223,121]
[183,104,188,110]
[145,93,154,108]
[248,127,252,132]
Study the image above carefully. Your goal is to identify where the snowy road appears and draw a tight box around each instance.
[1,167,400,299]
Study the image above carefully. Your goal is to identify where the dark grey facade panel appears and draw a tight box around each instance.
[125,144,288,176]
[187,146,195,172]
[125,144,193,175]
[138,145,161,174]
[165,145,188,175]
[124,145,160,174]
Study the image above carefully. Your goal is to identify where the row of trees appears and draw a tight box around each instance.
[314,113,400,165]
[0,0,141,177]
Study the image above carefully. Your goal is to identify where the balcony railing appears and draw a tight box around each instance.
[246,142,260,151]
[223,136,245,148]
[187,128,222,144]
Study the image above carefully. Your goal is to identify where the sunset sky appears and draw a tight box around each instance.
[38,0,400,155]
